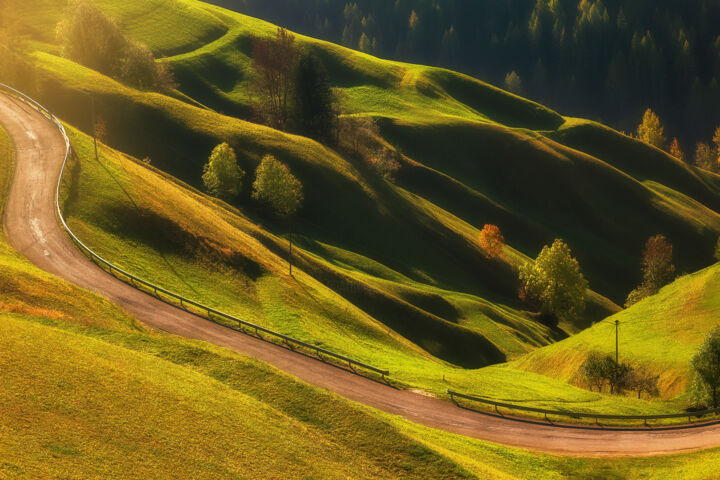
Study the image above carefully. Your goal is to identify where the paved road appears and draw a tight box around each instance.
[3,93,720,457]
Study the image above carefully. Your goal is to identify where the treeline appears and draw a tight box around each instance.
[211,0,720,148]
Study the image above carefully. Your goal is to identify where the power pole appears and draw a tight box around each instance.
[615,319,620,363]
[91,95,98,162]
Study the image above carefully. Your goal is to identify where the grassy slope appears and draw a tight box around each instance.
[6,125,720,480]
[8,0,720,412]
[514,264,720,398]
[58,123,689,416]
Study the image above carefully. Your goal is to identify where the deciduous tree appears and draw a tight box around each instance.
[626,234,675,307]
[504,70,523,95]
[252,155,304,275]
[695,142,716,171]
[519,239,587,327]
[202,143,244,202]
[636,108,666,150]
[478,224,505,259]
[669,138,684,162]
[692,327,720,409]
[251,28,300,130]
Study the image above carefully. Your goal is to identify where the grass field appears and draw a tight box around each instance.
[6,124,720,478]
[6,0,720,415]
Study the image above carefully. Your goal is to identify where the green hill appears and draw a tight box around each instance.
[2,0,718,408]
[514,263,720,398]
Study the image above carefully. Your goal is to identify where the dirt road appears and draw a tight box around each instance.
[3,93,720,457]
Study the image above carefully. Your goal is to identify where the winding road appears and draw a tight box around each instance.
[3,92,720,458]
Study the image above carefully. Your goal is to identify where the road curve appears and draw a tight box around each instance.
[3,93,720,458]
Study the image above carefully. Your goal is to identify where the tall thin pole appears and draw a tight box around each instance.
[615,320,619,363]
[289,232,293,277]
[91,95,98,162]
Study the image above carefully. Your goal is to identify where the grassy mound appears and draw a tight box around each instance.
[514,264,720,397]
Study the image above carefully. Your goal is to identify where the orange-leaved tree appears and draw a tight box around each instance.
[479,224,505,259]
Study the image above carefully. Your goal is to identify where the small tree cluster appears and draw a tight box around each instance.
[251,28,338,142]
[478,224,504,259]
[582,352,659,397]
[519,239,588,328]
[56,1,175,91]
[694,127,720,172]
[625,234,675,307]
[337,116,403,181]
[582,352,632,394]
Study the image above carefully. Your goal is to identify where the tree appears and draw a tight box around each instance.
[582,352,607,392]
[627,367,660,399]
[626,234,675,307]
[251,28,300,130]
[478,224,505,259]
[581,352,634,395]
[293,54,337,143]
[252,155,304,275]
[202,143,244,202]
[669,138,684,162]
[636,108,666,150]
[504,70,523,95]
[695,142,716,171]
[691,327,720,409]
[519,239,588,327]
[368,146,401,181]
[56,1,126,75]
[56,2,173,92]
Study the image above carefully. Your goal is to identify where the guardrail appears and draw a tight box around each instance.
[448,390,720,426]
[0,83,389,379]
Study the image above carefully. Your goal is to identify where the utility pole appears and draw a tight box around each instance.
[615,319,620,363]
[91,95,98,162]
